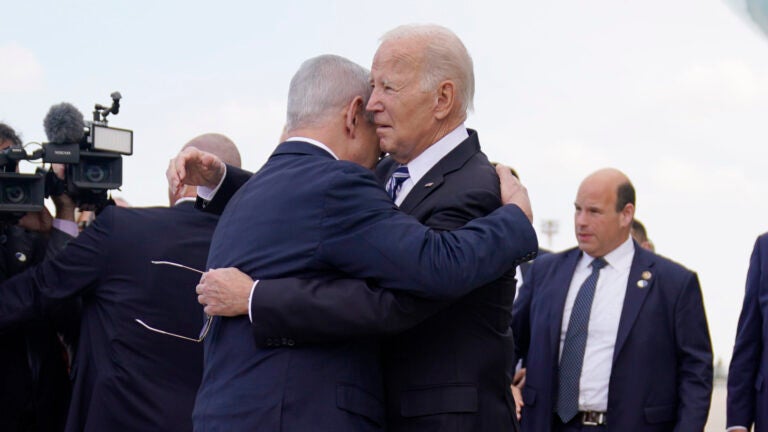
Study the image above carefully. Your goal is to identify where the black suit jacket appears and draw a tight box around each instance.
[0,202,218,432]
[0,226,74,432]
[250,130,535,431]
[192,140,537,432]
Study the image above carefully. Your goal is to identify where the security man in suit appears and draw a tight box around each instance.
[727,233,768,432]
[168,52,538,431]
[0,133,241,431]
[512,168,712,432]
[192,24,533,432]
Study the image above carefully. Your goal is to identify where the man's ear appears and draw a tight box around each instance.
[620,203,635,228]
[434,80,456,121]
[345,96,365,138]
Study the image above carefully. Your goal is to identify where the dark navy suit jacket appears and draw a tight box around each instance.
[728,233,768,431]
[247,131,534,431]
[511,244,712,432]
[0,226,75,432]
[0,202,217,431]
[191,140,538,432]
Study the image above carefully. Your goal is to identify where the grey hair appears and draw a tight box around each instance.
[285,54,372,131]
[381,24,475,113]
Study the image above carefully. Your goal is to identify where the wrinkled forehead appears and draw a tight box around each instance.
[372,39,425,77]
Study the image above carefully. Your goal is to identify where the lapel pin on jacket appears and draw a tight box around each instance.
[637,271,652,288]
[424,182,434,188]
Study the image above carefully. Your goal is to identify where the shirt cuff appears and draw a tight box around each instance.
[197,165,228,201]
[53,219,79,237]
[726,427,749,431]
[248,279,259,323]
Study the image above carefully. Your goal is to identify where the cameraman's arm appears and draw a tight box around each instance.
[48,164,78,255]
[17,164,77,245]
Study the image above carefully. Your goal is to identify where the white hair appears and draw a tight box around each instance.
[285,54,372,131]
[381,24,475,113]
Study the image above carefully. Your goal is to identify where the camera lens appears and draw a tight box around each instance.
[4,186,27,204]
[84,164,108,183]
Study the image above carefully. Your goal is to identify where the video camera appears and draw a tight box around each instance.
[0,92,133,220]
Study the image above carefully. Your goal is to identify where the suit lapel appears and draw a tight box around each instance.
[549,249,583,353]
[612,244,655,363]
[397,130,481,214]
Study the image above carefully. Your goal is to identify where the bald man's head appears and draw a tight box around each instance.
[573,168,636,257]
[183,133,241,168]
[170,133,241,205]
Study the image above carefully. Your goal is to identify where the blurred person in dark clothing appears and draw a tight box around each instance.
[0,122,78,432]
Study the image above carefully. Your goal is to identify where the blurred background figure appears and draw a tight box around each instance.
[75,209,94,232]
[631,219,655,252]
[726,233,768,432]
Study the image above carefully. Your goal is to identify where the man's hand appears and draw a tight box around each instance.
[511,367,526,421]
[196,267,254,317]
[18,207,54,233]
[166,146,226,196]
[496,164,533,223]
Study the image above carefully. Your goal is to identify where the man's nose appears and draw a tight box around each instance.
[366,89,382,112]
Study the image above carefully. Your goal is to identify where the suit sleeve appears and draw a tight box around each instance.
[726,237,765,429]
[315,165,537,300]
[195,164,254,215]
[673,271,714,432]
[250,278,445,345]
[250,178,523,343]
[0,207,114,328]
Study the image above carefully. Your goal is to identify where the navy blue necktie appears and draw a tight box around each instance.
[556,257,608,423]
[386,165,410,202]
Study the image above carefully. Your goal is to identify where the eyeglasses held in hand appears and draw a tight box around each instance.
[134,260,212,343]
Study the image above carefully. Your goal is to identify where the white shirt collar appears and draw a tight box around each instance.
[578,235,635,272]
[174,197,197,206]
[285,136,339,160]
[403,124,468,186]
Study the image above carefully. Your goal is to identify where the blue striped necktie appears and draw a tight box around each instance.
[556,257,608,423]
[386,165,410,202]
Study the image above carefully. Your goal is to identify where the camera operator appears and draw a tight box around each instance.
[0,122,79,432]
[0,133,239,432]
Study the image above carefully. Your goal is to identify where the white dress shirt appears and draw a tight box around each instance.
[393,124,468,206]
[559,236,634,412]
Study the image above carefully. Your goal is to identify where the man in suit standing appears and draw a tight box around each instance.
[727,233,768,432]
[191,24,533,432]
[0,133,241,431]
[511,168,712,432]
[169,52,538,431]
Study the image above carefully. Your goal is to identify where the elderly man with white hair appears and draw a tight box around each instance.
[186,24,534,432]
[172,44,537,431]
